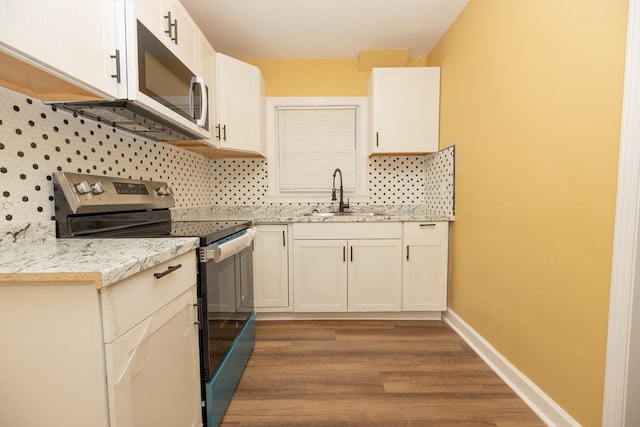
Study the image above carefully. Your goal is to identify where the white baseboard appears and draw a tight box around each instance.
[255,311,443,321]
[443,309,581,427]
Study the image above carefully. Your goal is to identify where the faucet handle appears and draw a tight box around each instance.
[344,199,350,210]
[331,188,337,201]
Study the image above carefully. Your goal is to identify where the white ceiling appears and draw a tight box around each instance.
[179,0,469,59]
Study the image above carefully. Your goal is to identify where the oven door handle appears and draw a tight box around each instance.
[200,227,257,263]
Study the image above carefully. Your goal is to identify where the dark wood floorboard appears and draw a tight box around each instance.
[221,320,545,427]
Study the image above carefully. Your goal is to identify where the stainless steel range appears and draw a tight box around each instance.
[53,172,255,427]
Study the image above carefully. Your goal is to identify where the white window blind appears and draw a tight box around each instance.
[276,106,357,193]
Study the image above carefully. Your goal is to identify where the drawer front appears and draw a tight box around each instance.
[293,222,402,240]
[100,251,197,343]
[402,221,448,240]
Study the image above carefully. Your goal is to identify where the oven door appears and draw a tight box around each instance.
[201,243,254,382]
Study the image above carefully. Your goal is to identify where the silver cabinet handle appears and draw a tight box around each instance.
[153,263,182,279]
[110,49,121,83]
[216,124,226,140]
[164,11,178,43]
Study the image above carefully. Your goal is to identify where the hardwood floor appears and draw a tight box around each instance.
[220,320,545,426]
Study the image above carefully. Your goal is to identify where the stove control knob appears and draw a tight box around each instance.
[91,181,105,195]
[156,185,173,196]
[75,180,91,195]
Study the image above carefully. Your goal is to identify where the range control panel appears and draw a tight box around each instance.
[53,172,175,214]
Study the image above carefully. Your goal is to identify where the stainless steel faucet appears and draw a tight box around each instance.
[331,168,349,213]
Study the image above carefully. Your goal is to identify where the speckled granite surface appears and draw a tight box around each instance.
[0,221,55,246]
[171,204,454,223]
[0,237,199,288]
[0,205,451,287]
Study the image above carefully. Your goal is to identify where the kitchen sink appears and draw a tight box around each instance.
[303,211,392,217]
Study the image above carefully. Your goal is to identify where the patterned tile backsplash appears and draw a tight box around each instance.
[0,86,454,226]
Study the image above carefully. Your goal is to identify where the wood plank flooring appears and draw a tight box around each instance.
[220,320,545,426]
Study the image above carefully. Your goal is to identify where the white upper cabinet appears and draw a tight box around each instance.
[215,52,264,155]
[0,0,125,99]
[199,36,217,140]
[369,67,440,155]
[135,0,199,70]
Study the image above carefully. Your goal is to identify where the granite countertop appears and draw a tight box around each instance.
[0,204,451,287]
[0,236,199,288]
[172,205,454,223]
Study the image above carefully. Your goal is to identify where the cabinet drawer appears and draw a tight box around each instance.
[100,251,197,343]
[293,222,402,239]
[402,222,448,240]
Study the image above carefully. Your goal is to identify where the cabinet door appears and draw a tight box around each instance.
[165,0,199,69]
[135,0,198,70]
[200,37,217,141]
[348,239,402,311]
[104,286,202,427]
[254,225,290,310]
[0,0,123,98]
[369,67,440,154]
[402,241,448,311]
[216,53,263,154]
[293,239,348,312]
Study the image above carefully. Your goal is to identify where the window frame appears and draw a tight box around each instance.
[265,97,370,204]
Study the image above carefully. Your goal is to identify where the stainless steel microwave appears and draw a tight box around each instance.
[51,15,210,142]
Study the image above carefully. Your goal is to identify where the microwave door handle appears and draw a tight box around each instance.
[189,76,208,126]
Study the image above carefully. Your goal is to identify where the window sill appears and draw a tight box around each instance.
[265,193,371,205]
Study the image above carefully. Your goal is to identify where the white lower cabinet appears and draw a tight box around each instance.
[402,222,449,311]
[253,224,291,311]
[0,251,202,427]
[104,286,201,427]
[347,239,403,311]
[292,223,403,313]
[293,239,348,312]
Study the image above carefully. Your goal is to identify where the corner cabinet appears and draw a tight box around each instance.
[253,224,291,311]
[292,223,403,312]
[402,222,449,311]
[369,67,440,155]
[0,251,202,427]
[215,53,264,155]
[0,0,124,99]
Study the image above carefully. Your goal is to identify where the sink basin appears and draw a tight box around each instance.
[303,211,391,217]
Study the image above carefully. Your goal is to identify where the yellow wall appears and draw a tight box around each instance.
[244,58,426,97]
[426,1,628,425]
[244,2,628,421]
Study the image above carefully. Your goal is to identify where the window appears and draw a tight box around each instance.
[266,97,369,203]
